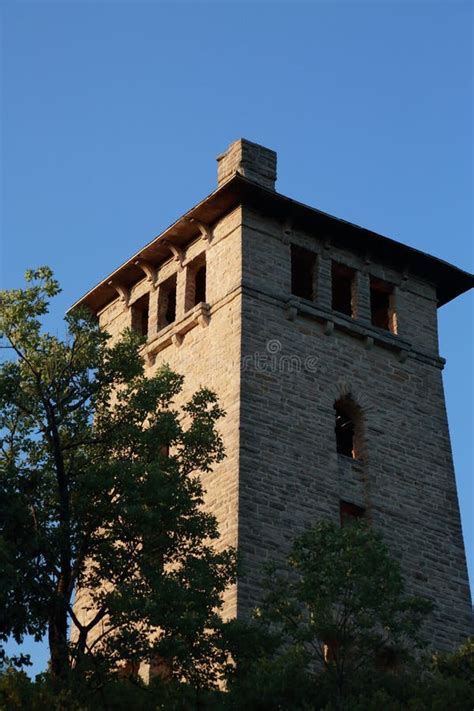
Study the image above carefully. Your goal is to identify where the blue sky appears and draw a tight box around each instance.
[1,0,472,676]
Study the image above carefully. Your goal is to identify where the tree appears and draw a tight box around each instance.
[2,640,472,711]
[226,521,433,710]
[0,268,236,696]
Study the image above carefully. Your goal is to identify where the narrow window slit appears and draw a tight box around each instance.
[194,264,206,306]
[334,396,363,460]
[335,406,355,457]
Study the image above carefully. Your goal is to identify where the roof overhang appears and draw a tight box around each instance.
[70,174,474,314]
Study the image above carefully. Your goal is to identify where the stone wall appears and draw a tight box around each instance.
[238,205,472,650]
[94,207,244,621]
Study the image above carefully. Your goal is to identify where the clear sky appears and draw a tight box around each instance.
[1,0,472,676]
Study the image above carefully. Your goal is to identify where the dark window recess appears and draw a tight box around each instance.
[335,405,355,457]
[165,287,176,324]
[340,500,365,527]
[332,262,355,316]
[158,275,177,330]
[375,646,401,672]
[370,277,394,331]
[291,245,317,300]
[117,660,140,679]
[131,294,149,337]
[149,654,172,681]
[194,264,206,305]
[323,640,339,663]
[185,256,207,312]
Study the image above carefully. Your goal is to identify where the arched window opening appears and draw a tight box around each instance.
[334,397,363,459]
[335,405,354,457]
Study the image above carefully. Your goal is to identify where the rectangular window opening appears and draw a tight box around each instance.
[131,293,149,338]
[332,262,355,317]
[185,255,207,311]
[370,277,396,333]
[339,500,365,527]
[194,264,206,305]
[291,245,317,301]
[158,274,177,331]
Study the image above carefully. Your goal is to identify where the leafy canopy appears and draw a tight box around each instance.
[0,268,235,689]
[226,521,434,710]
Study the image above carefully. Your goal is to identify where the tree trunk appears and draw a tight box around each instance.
[45,401,73,683]
[49,598,69,682]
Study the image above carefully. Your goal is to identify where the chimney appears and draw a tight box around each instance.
[216,138,277,191]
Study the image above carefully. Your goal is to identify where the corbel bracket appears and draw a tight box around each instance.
[108,280,129,306]
[190,218,213,243]
[134,259,157,286]
[194,302,211,328]
[285,298,298,321]
[397,348,410,363]
[172,333,184,347]
[146,352,156,368]
[282,218,292,245]
[324,319,334,336]
[197,313,210,328]
[162,240,184,268]
[400,264,410,290]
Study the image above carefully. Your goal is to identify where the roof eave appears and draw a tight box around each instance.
[70,174,474,314]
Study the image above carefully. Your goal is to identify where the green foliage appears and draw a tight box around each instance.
[433,635,474,683]
[226,521,434,710]
[2,648,473,711]
[0,667,86,711]
[0,268,236,690]
[224,533,472,711]
[0,665,229,710]
[264,521,431,669]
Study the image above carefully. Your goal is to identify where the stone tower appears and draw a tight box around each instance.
[73,139,473,650]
